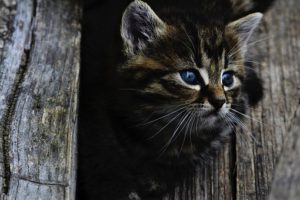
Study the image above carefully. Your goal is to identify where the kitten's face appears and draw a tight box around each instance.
[116,0,263,160]
[124,26,241,116]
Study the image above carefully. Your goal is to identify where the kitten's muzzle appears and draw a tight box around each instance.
[201,85,226,110]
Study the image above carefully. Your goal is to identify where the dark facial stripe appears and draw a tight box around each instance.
[181,22,203,68]
[121,68,170,88]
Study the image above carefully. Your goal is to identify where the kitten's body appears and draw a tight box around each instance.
[78,0,273,199]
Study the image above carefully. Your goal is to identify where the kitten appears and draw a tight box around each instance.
[78,0,274,199]
[108,0,265,165]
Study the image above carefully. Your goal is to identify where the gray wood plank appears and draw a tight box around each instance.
[236,0,300,199]
[0,0,35,195]
[0,0,81,199]
[163,144,234,200]
[268,108,300,200]
[163,0,300,199]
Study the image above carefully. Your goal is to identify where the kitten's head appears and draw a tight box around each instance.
[115,0,263,161]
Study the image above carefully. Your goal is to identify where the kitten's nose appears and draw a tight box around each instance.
[203,85,226,110]
[208,98,226,110]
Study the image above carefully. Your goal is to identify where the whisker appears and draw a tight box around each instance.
[180,111,195,154]
[221,113,251,146]
[247,35,274,48]
[159,111,191,156]
[228,39,242,57]
[147,109,186,140]
[188,111,197,150]
[227,112,248,130]
[227,112,260,145]
[135,103,189,127]
[230,108,264,125]
[181,26,196,52]
[228,35,273,58]
[229,63,260,73]
[225,112,251,146]
[244,65,259,73]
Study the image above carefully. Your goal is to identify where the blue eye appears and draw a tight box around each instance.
[180,69,198,85]
[222,71,234,87]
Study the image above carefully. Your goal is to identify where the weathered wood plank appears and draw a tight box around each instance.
[162,144,234,200]
[162,0,300,199]
[236,0,300,199]
[268,107,300,200]
[0,0,34,195]
[0,0,81,199]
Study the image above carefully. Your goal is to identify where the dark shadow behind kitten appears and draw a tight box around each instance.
[78,0,273,199]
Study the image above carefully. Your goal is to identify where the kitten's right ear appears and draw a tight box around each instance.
[121,0,167,56]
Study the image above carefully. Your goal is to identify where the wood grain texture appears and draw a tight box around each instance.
[0,0,81,199]
[237,0,300,199]
[162,0,300,199]
[268,108,300,200]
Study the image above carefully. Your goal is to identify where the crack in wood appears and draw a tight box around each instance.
[0,0,37,194]
[12,175,69,187]
[286,97,300,132]
[0,0,81,198]
[1,50,29,194]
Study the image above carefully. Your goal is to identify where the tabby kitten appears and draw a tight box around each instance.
[109,0,264,165]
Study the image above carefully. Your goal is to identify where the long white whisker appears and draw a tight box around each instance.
[225,112,250,145]
[135,103,189,127]
[227,112,260,145]
[159,111,191,155]
[230,108,264,125]
[188,111,197,150]
[180,111,195,154]
[147,109,186,140]
[228,39,242,57]
[247,36,273,48]
[228,112,247,130]
[182,26,196,52]
[229,36,273,58]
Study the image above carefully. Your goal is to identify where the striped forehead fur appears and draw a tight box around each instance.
[122,25,230,92]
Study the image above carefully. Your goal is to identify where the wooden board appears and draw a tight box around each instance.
[162,0,300,199]
[0,0,81,199]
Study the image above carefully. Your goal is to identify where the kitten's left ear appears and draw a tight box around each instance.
[121,0,167,56]
[226,12,263,55]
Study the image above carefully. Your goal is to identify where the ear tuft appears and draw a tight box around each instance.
[226,12,263,55]
[121,0,166,55]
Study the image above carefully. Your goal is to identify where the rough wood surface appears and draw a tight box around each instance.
[162,0,300,199]
[268,108,300,200]
[0,0,81,199]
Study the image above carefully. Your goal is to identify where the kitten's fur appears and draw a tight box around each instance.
[108,0,263,164]
[78,0,273,199]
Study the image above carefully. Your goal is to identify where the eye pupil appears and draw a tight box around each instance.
[180,70,198,85]
[222,72,234,87]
